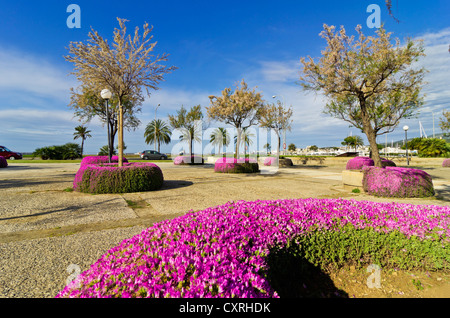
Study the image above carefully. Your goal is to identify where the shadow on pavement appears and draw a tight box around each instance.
[159,180,194,190]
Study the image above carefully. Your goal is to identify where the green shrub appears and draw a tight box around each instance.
[268,223,449,275]
[97,145,117,156]
[214,157,260,173]
[74,162,164,194]
[33,143,81,160]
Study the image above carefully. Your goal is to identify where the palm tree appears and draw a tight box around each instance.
[342,135,364,152]
[168,105,203,157]
[144,119,172,152]
[234,127,256,157]
[73,125,92,157]
[210,127,230,156]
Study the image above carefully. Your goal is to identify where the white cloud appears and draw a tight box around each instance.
[0,48,75,102]
[240,27,450,147]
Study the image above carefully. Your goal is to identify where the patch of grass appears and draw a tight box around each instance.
[351,188,361,193]
[278,224,450,273]
[412,279,424,290]
[63,187,74,192]
[14,160,83,164]
[126,200,138,208]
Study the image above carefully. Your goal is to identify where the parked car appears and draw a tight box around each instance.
[140,150,168,160]
[0,146,22,160]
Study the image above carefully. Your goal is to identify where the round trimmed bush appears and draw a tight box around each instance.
[0,156,8,168]
[80,156,128,166]
[443,158,450,167]
[73,162,163,194]
[346,156,396,170]
[264,157,277,166]
[173,155,204,165]
[362,166,435,198]
[214,157,259,173]
[55,198,450,298]
[263,157,293,167]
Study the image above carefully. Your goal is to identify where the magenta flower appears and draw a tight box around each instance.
[73,162,163,193]
[263,157,277,166]
[174,156,204,165]
[0,156,7,168]
[442,158,450,167]
[56,198,450,298]
[362,166,434,198]
[346,156,395,170]
[214,157,258,173]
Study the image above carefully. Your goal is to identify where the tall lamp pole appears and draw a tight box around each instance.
[154,104,160,152]
[101,89,113,163]
[403,125,409,166]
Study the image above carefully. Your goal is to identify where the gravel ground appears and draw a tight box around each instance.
[0,225,145,298]
[0,158,449,298]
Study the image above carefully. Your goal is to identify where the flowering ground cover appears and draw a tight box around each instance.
[264,157,277,166]
[80,156,128,166]
[0,156,7,168]
[173,155,204,165]
[346,156,396,170]
[362,166,435,198]
[56,198,450,298]
[214,157,259,173]
[73,156,163,194]
[443,158,450,167]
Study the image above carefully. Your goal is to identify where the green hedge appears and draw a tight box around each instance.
[33,143,82,160]
[74,162,164,194]
[269,223,449,273]
[265,223,449,297]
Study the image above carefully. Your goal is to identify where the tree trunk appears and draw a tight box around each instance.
[277,132,281,157]
[118,102,124,167]
[81,139,84,157]
[189,137,193,163]
[360,98,382,167]
[236,127,242,159]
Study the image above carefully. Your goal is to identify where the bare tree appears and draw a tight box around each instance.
[207,80,265,157]
[259,100,293,156]
[65,18,176,166]
[299,24,427,167]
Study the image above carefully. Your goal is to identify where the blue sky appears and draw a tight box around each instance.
[0,0,449,154]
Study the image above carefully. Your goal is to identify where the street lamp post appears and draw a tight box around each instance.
[403,125,409,166]
[154,104,160,152]
[101,89,113,163]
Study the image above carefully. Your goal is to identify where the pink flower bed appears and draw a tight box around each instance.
[73,156,163,193]
[263,157,277,166]
[80,156,128,166]
[0,156,7,168]
[173,156,204,165]
[56,198,450,298]
[443,159,450,167]
[73,162,163,194]
[214,157,258,173]
[346,156,396,170]
[362,166,434,198]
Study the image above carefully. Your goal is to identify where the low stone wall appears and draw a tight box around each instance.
[342,170,364,188]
